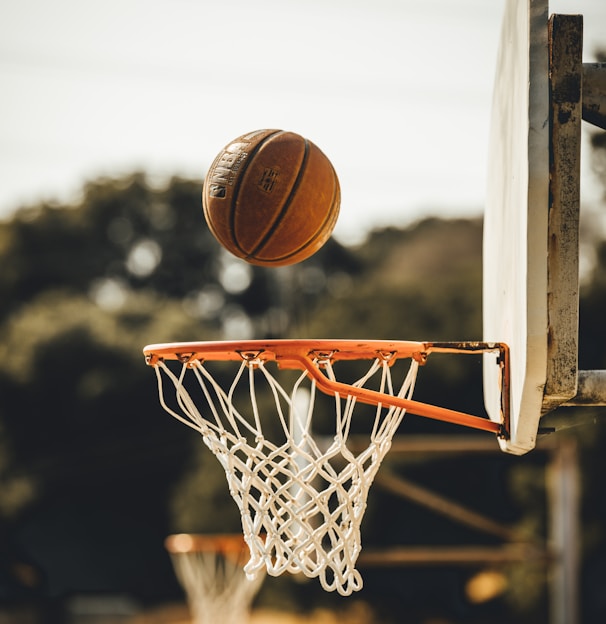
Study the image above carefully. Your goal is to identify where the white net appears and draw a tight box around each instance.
[167,534,264,624]
[153,352,419,596]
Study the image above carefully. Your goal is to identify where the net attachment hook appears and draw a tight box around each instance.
[376,350,397,364]
[176,352,196,366]
[412,350,429,365]
[237,350,265,367]
[310,349,337,369]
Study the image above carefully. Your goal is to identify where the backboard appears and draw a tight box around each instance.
[483,0,581,454]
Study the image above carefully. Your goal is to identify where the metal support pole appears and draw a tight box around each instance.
[547,438,580,624]
[564,370,606,406]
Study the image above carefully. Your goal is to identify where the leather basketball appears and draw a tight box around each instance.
[203,129,340,267]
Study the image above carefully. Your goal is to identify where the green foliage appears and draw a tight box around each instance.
[303,218,483,341]
[0,291,202,517]
[168,445,242,534]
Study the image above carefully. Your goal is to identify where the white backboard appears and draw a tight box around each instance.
[483,0,551,454]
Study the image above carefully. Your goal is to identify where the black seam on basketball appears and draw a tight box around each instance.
[246,138,310,260]
[229,130,284,254]
[260,164,339,263]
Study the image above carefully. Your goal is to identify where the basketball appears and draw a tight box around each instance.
[202,129,340,267]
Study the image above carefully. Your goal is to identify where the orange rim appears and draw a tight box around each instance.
[144,340,509,438]
[144,339,428,366]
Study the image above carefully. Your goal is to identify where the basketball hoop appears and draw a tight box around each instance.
[165,533,264,624]
[145,339,509,595]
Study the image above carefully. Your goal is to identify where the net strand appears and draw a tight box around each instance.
[153,354,419,596]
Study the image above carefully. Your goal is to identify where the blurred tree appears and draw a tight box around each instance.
[0,290,205,600]
[303,219,482,348]
[0,291,197,500]
[0,173,359,339]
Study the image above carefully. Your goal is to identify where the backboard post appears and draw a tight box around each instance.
[543,14,582,413]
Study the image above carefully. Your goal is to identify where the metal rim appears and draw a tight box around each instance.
[144,339,509,438]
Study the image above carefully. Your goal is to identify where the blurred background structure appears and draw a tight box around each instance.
[164,533,265,624]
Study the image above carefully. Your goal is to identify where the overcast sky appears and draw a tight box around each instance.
[1,0,605,244]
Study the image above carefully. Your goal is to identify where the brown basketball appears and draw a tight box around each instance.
[202,129,340,267]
